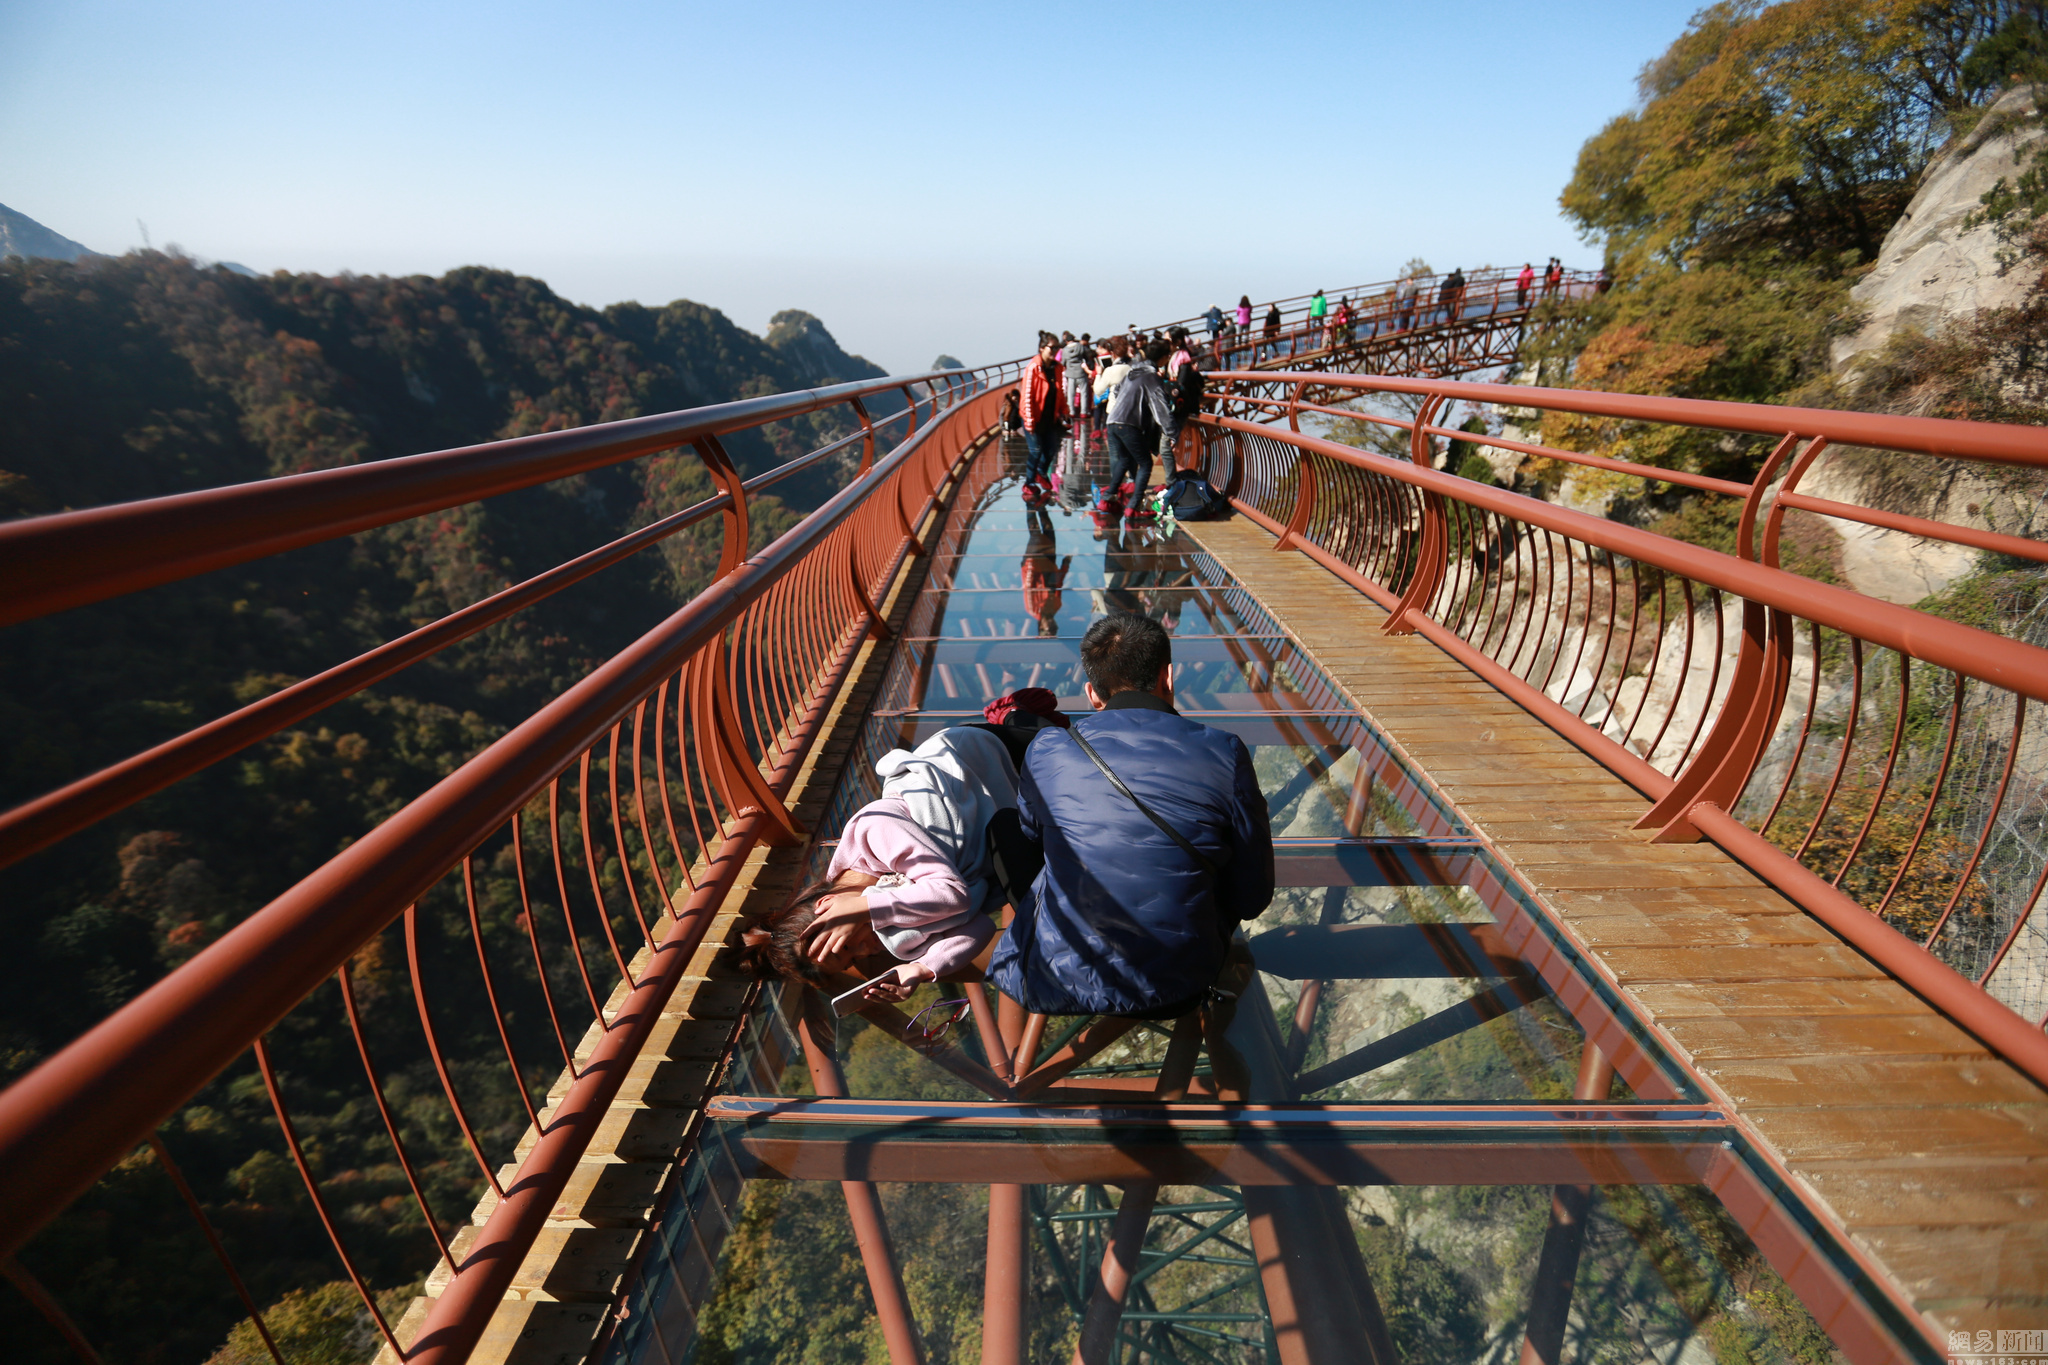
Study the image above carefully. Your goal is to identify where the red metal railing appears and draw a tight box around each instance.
[1196,371,2048,1085]
[0,360,1017,1361]
[1148,268,1600,371]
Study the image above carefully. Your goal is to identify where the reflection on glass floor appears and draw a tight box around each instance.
[594,433,1897,1365]
[822,714,1462,842]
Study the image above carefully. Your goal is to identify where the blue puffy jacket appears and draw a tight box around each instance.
[989,693,1274,1017]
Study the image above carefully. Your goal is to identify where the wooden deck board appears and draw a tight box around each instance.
[1183,517,2048,1343]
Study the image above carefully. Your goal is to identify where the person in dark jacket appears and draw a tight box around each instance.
[1438,267,1467,324]
[1103,340,1176,520]
[989,613,1274,1020]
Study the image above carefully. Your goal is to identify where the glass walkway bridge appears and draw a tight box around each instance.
[0,270,2042,1365]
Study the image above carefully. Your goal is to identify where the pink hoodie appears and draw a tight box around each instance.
[826,798,995,979]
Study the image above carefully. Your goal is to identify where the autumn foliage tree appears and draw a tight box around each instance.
[1532,0,2035,483]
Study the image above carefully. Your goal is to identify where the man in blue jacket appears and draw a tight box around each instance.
[990,613,1273,1021]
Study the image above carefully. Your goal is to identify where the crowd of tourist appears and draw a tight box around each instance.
[722,265,1592,1043]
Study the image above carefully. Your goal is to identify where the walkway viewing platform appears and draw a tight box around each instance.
[1184,516,2048,1335]
[421,422,2044,1365]
[0,294,2044,1365]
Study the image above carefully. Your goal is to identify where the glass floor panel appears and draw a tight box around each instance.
[599,985,1898,1365]
[819,714,1464,841]
[770,837,1696,1109]
[591,428,1924,1365]
[902,584,1284,641]
[872,635,1348,714]
[612,1153,1857,1365]
[922,547,1241,593]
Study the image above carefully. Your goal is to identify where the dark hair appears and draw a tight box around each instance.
[1143,339,1171,365]
[1080,613,1171,697]
[721,875,842,983]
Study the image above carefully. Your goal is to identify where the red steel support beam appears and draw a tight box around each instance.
[981,1184,1028,1365]
[1518,1044,1617,1365]
[1229,973,1396,1365]
[798,992,927,1365]
[1070,1184,1157,1365]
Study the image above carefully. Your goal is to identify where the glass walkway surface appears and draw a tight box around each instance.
[588,432,1917,1365]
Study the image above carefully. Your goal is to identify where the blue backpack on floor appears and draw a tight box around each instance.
[1161,469,1230,521]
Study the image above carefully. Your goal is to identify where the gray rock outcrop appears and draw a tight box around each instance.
[1832,83,2043,372]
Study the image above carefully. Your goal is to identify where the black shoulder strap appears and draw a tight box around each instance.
[1067,728,1225,880]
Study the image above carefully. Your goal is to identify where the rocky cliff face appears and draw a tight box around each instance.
[1805,83,2047,605]
[765,308,888,385]
[1832,83,2043,374]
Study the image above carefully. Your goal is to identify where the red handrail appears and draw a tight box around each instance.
[0,359,1016,1360]
[0,370,962,628]
[1194,368,2048,1086]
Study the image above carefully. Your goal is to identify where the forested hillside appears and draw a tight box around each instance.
[1528,0,2047,483]
[0,251,903,1362]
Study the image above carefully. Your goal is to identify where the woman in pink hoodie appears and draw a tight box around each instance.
[728,707,1061,1002]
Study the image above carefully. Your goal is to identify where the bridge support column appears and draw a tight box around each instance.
[1070,1184,1159,1365]
[1517,1043,1616,1365]
[1227,972,1397,1365]
[983,1184,1028,1365]
[797,991,927,1365]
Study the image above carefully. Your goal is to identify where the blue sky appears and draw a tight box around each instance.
[2,0,1703,373]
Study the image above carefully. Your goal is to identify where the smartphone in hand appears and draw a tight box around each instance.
[830,968,901,1017]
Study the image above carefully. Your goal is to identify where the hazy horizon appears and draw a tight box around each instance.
[4,0,1702,373]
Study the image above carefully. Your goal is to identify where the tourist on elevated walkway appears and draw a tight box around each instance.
[1330,296,1354,347]
[1018,333,1069,497]
[1103,340,1176,518]
[1439,267,1467,324]
[1307,288,1328,349]
[1396,273,1420,330]
[989,612,1273,1021]
[1543,257,1561,297]
[732,723,1031,1000]
[1517,262,1534,307]
[1092,334,1133,415]
[1062,332,1095,417]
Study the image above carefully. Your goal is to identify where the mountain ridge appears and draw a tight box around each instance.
[0,203,98,263]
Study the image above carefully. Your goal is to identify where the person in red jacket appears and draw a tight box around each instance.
[1018,333,1069,495]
